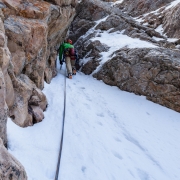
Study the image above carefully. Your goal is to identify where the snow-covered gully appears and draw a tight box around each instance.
[7,61,180,180]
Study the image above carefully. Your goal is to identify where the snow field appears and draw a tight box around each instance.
[7,63,180,180]
[6,2,180,177]
[59,66,180,180]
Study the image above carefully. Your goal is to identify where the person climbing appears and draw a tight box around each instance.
[59,39,76,79]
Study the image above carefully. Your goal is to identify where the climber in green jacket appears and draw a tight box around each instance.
[59,39,76,79]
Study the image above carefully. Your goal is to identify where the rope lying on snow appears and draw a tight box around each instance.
[55,66,67,180]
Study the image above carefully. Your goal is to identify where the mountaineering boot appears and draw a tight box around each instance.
[67,73,72,79]
[72,68,76,75]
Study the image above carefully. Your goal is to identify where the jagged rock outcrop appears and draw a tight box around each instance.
[71,0,180,112]
[94,47,180,112]
[8,74,47,127]
[134,2,180,39]
[79,40,109,74]
[2,0,77,89]
[0,9,9,147]
[0,0,77,128]
[0,0,77,177]
[69,0,108,44]
[164,7,180,39]
[0,138,27,180]
[163,4,180,38]
[71,0,175,55]
[116,0,174,17]
[95,14,164,45]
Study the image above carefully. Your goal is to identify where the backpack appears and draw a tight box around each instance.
[62,48,73,62]
[71,49,78,61]
[63,48,79,62]
[64,48,71,56]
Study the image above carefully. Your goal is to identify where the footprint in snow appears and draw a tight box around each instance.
[97,121,103,126]
[112,151,123,160]
[114,137,122,142]
[81,166,86,173]
[83,103,91,109]
[108,110,117,119]
[137,169,149,180]
[96,112,104,117]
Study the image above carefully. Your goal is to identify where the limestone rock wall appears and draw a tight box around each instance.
[116,0,174,17]
[132,2,180,39]
[0,8,27,180]
[0,138,27,180]
[0,0,77,180]
[0,0,77,130]
[72,0,174,63]
[72,0,180,113]
[163,4,180,38]
[69,0,108,44]
[0,0,77,178]
[94,48,180,112]
[2,0,77,89]
[0,11,8,147]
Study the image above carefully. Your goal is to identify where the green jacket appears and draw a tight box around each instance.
[59,43,74,63]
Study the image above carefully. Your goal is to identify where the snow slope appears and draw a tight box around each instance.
[7,63,180,180]
[6,1,180,179]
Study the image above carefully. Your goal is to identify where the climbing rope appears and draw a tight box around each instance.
[55,65,67,180]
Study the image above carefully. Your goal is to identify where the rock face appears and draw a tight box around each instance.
[0,138,27,180]
[0,0,77,130]
[94,47,180,112]
[8,74,47,127]
[0,0,77,177]
[163,5,180,38]
[0,9,9,147]
[72,0,173,61]
[69,0,109,43]
[131,2,180,39]
[79,39,109,74]
[116,0,174,17]
[2,0,77,89]
[71,0,180,112]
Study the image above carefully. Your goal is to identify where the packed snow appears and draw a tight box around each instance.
[91,31,157,68]
[6,0,180,179]
[155,25,164,36]
[81,29,157,73]
[81,30,157,73]
[165,0,180,10]
[111,0,124,6]
[7,61,180,180]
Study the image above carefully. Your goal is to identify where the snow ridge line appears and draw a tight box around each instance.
[55,69,67,180]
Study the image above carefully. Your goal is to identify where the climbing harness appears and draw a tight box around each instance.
[55,66,67,180]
